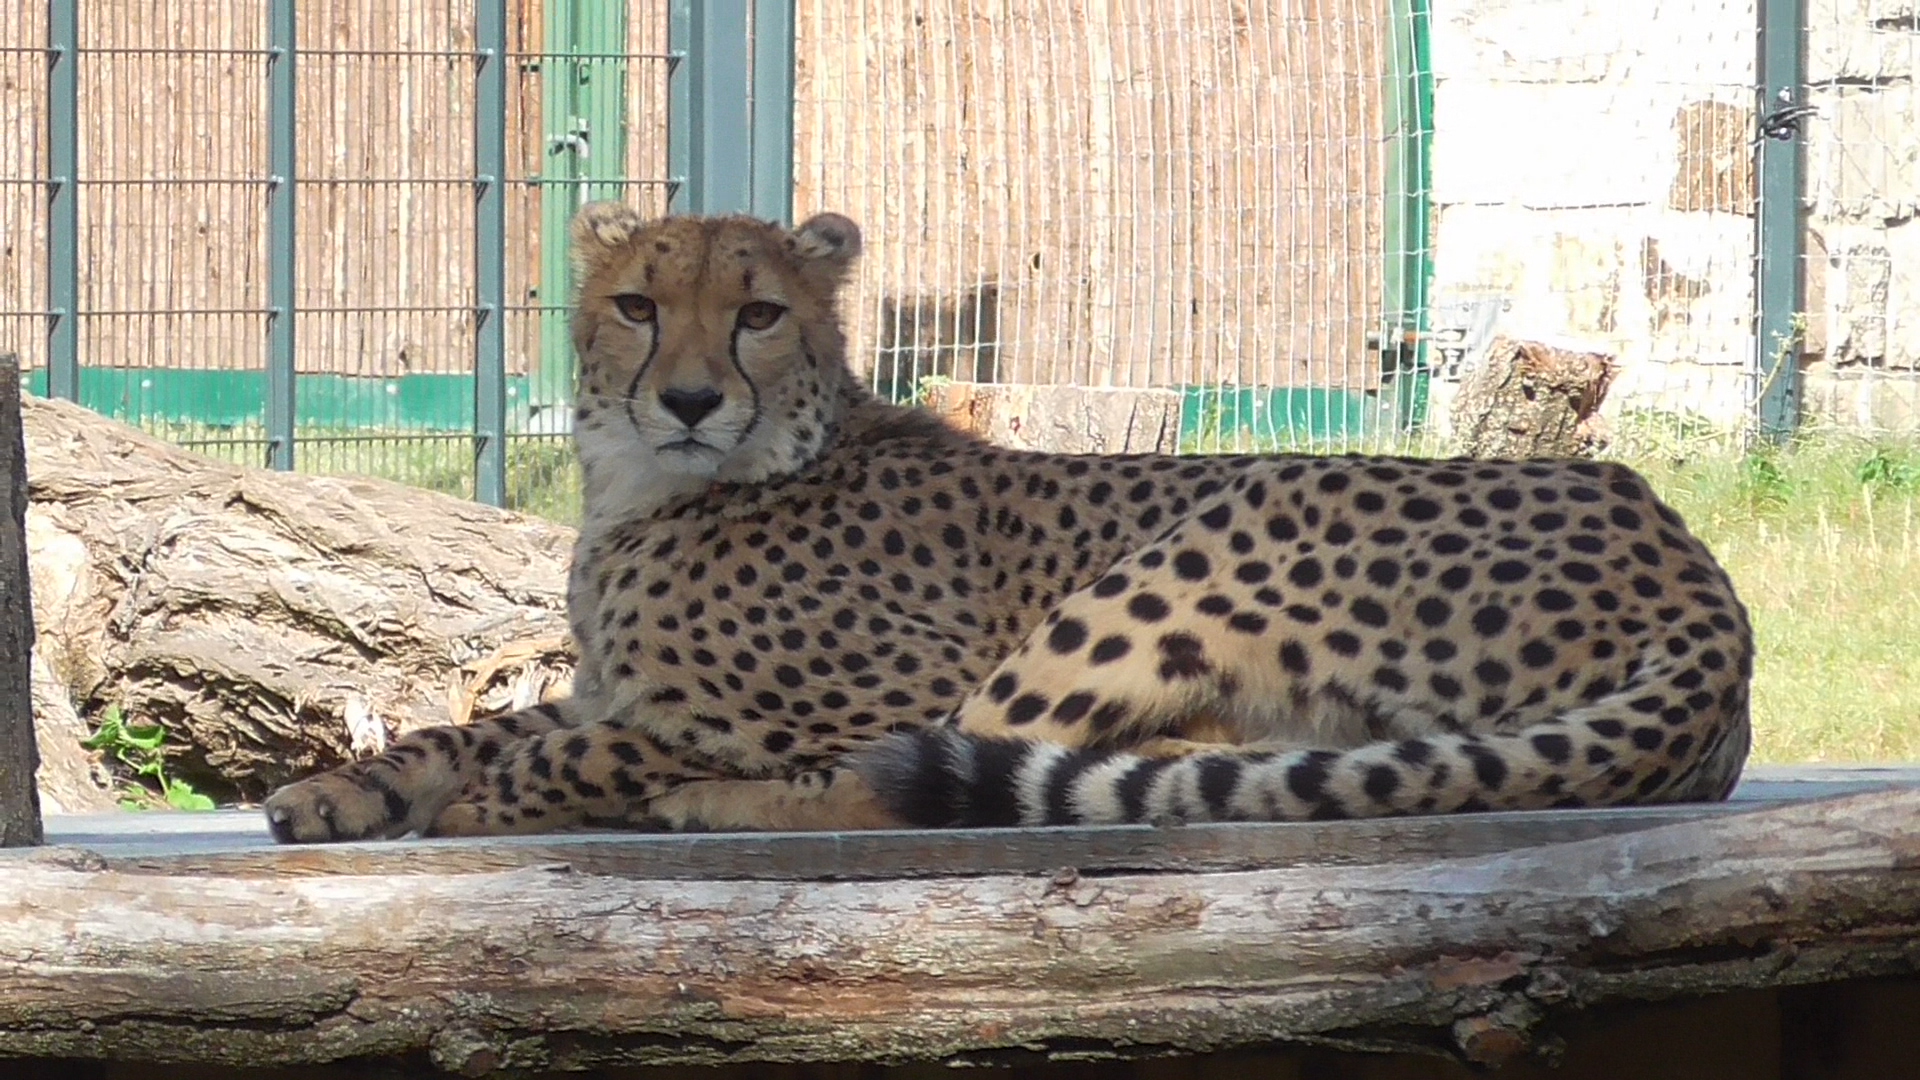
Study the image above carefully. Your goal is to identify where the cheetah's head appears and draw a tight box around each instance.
[567,203,863,520]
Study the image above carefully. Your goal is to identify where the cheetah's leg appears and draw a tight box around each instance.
[1133,712,1242,758]
[430,758,900,838]
[263,701,580,843]
[422,718,710,837]
[938,535,1295,756]
[642,768,905,832]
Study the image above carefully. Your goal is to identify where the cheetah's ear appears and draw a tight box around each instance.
[569,200,647,282]
[789,212,863,290]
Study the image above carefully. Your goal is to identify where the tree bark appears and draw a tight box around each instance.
[921,382,1184,454]
[0,788,1913,1073]
[0,355,45,845]
[20,394,579,803]
[1450,336,1619,458]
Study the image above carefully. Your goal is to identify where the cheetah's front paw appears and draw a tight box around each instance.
[263,772,417,844]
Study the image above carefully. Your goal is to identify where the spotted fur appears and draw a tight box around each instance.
[262,204,1753,843]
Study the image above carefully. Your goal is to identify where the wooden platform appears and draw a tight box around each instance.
[26,763,1920,879]
[0,765,1916,1077]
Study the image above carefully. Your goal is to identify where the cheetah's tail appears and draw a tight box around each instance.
[849,681,1752,828]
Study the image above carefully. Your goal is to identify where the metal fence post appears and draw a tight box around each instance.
[46,0,79,402]
[1381,0,1434,437]
[667,0,690,211]
[266,0,298,471]
[474,0,508,507]
[1754,0,1808,443]
[750,0,796,225]
[668,2,752,215]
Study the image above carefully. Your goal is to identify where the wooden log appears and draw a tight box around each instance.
[921,381,1184,455]
[1450,337,1619,458]
[0,355,44,846]
[0,788,1915,1073]
[19,393,579,803]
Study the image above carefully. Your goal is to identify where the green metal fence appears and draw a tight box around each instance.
[5,1,791,519]
[4,0,1840,524]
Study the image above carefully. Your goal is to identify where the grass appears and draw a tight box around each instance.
[146,421,586,523]
[142,413,1919,768]
[1625,430,1920,765]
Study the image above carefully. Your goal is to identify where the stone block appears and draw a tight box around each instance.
[1607,360,1756,425]
[1802,367,1920,431]
[1432,205,1636,346]
[1669,99,1755,214]
[1635,210,1756,370]
[1807,85,1920,223]
[1808,0,1916,83]
[1818,220,1920,370]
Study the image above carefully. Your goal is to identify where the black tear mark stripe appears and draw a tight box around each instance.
[622,318,663,428]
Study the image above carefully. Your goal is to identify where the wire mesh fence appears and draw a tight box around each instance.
[1,0,677,522]
[795,1,1424,454]
[1424,0,1767,460]
[1803,0,1920,430]
[5,0,1919,527]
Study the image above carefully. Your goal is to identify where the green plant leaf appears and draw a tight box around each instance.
[164,780,216,812]
[120,722,169,752]
[80,710,125,751]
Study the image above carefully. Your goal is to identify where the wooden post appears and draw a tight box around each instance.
[0,353,44,846]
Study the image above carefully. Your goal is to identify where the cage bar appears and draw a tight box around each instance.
[1754,0,1807,442]
[45,0,79,401]
[668,2,751,215]
[749,0,794,225]
[265,0,297,471]
[474,0,508,506]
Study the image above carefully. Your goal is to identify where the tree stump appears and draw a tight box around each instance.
[1450,336,1619,458]
[21,394,580,804]
[0,355,44,845]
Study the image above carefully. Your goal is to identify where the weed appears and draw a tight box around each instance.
[1737,450,1795,513]
[1857,445,1920,494]
[80,707,218,812]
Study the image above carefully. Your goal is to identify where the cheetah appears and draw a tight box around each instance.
[262,204,1754,842]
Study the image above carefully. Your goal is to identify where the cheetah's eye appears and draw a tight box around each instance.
[737,301,787,332]
[611,294,656,323]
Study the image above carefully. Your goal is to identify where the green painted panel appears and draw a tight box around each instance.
[27,368,530,433]
[1176,381,1429,452]
[535,1,629,416]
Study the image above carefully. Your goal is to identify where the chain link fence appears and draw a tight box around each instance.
[5,1,1919,523]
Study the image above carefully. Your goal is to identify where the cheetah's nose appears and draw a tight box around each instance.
[659,387,724,429]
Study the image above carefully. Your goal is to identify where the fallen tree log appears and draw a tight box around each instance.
[21,395,578,803]
[0,788,1915,1073]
